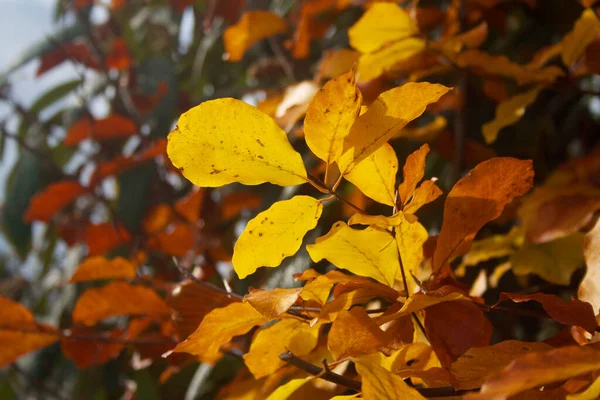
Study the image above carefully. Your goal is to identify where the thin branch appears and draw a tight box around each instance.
[268,37,295,81]
[171,257,243,301]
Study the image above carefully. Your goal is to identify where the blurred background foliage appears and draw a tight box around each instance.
[0,0,599,398]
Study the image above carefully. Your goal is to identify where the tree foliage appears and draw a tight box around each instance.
[1,0,600,399]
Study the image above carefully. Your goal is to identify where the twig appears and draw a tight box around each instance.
[171,257,243,301]
[268,37,295,81]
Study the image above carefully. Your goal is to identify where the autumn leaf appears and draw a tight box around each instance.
[167,98,308,187]
[69,256,137,282]
[244,318,319,378]
[403,180,443,214]
[72,281,170,326]
[356,38,426,83]
[562,8,600,67]
[232,196,322,279]
[581,218,600,316]
[307,221,399,286]
[432,158,534,273]
[223,11,287,62]
[0,296,58,368]
[398,144,430,206]
[344,143,398,206]
[355,356,426,399]
[244,287,303,319]
[24,181,88,222]
[304,69,362,165]
[64,115,137,146]
[482,86,544,144]
[465,345,600,400]
[567,375,600,400]
[395,213,429,294]
[348,2,419,53]
[173,302,268,363]
[85,222,131,256]
[338,82,451,173]
[265,378,310,400]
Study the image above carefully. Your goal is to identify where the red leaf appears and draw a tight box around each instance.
[64,115,137,146]
[85,222,131,256]
[24,181,88,222]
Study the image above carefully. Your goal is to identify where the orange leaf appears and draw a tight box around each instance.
[143,204,175,235]
[167,281,237,339]
[495,292,597,334]
[105,38,131,70]
[24,181,88,222]
[432,158,534,273]
[85,222,131,256]
[69,256,137,283]
[398,144,429,205]
[0,296,58,367]
[72,281,170,326]
[244,288,302,320]
[224,11,286,62]
[465,345,600,400]
[148,222,194,257]
[581,218,600,317]
[451,340,552,390]
[328,307,391,360]
[174,187,205,223]
[173,302,268,363]
[64,115,137,146]
[221,190,262,220]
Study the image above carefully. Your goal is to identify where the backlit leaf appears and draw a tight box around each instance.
[244,318,319,378]
[356,38,426,82]
[265,378,310,400]
[395,213,428,294]
[398,144,429,205]
[24,181,87,222]
[355,356,426,399]
[344,143,398,206]
[338,83,451,173]
[510,233,585,285]
[567,375,600,400]
[174,302,267,363]
[482,86,543,144]
[223,11,286,62]
[433,158,534,273]
[562,8,600,67]
[167,99,308,187]
[348,2,419,54]
[72,281,170,326]
[304,69,362,164]
[232,196,322,279]
[403,180,442,214]
[244,288,303,319]
[69,256,137,282]
[328,307,391,360]
[465,346,600,400]
[307,221,399,286]
[581,218,600,316]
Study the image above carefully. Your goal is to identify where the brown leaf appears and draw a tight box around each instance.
[328,307,391,360]
[24,181,88,222]
[465,345,600,400]
[72,281,170,326]
[451,340,552,390]
[85,222,131,256]
[64,115,137,146]
[37,42,98,76]
[244,288,302,320]
[495,292,597,334]
[433,158,534,272]
[70,256,137,283]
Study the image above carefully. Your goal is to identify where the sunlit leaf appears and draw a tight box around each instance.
[403,180,442,214]
[304,69,362,165]
[223,11,286,62]
[356,38,426,82]
[244,288,303,320]
[173,302,267,363]
[232,196,322,279]
[433,158,534,273]
[562,8,600,67]
[72,281,170,326]
[581,218,600,316]
[69,256,137,282]
[307,221,399,286]
[265,378,310,400]
[398,144,429,206]
[355,356,426,399]
[167,99,308,187]
[395,213,429,294]
[567,375,600,400]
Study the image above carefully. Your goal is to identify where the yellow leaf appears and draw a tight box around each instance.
[348,212,409,230]
[167,98,307,188]
[266,378,310,400]
[317,49,360,81]
[319,283,399,323]
[224,11,287,62]
[304,70,362,164]
[459,226,524,270]
[244,288,303,319]
[395,214,428,294]
[567,375,600,400]
[233,196,323,279]
[72,281,170,326]
[300,276,334,305]
[307,221,399,286]
[328,307,391,360]
[356,38,426,82]
[403,180,443,214]
[398,144,429,205]
[244,318,319,378]
[511,233,585,285]
[482,86,543,144]
[344,143,398,206]
[374,292,470,325]
[338,83,451,173]
[562,8,600,67]
[173,302,267,363]
[348,2,419,53]
[432,158,534,273]
[355,357,426,399]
